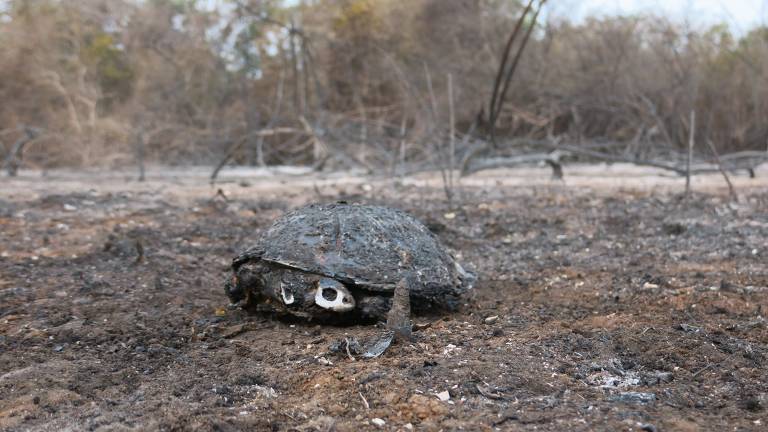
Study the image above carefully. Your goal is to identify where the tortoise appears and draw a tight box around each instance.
[225,202,474,354]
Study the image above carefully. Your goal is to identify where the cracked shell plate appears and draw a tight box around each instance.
[242,203,467,297]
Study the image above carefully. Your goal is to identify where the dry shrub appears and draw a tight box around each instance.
[0,0,766,169]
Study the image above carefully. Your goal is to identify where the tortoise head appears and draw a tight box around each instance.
[313,278,355,312]
[228,260,355,313]
[277,272,356,313]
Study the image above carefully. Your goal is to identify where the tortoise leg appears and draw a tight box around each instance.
[386,275,413,341]
[328,275,414,359]
[357,275,413,359]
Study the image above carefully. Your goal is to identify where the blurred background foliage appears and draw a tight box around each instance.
[0,0,766,170]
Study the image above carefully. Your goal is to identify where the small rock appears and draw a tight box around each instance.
[413,322,432,332]
[442,344,460,356]
[436,390,450,401]
[612,392,656,404]
[317,357,333,366]
[371,418,385,427]
[641,370,673,385]
[381,392,401,405]
[53,345,64,352]
[63,204,77,212]
[639,424,658,432]
[359,372,384,385]
[443,212,456,220]
[253,385,277,399]
[742,396,763,412]
[642,282,659,290]
[662,222,686,235]
[719,279,738,292]
[677,323,701,333]
[404,423,414,430]
[298,415,336,431]
[484,315,499,324]
[401,394,449,419]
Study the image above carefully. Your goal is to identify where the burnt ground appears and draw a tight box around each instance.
[1,166,767,431]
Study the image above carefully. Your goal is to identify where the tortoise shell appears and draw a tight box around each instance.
[232,203,472,310]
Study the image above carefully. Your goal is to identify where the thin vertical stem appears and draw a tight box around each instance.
[136,129,145,182]
[448,73,456,197]
[423,63,438,122]
[398,114,407,175]
[685,109,695,196]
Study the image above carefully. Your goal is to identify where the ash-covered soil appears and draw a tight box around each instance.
[1,166,767,431]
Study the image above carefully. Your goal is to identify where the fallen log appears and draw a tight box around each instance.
[461,152,564,178]
[554,144,767,176]
[460,143,767,178]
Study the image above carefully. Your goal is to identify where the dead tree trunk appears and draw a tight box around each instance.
[3,127,39,177]
[486,0,535,141]
[489,0,545,140]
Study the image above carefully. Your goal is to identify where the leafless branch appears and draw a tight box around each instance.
[488,0,546,142]
[705,139,737,200]
[488,0,535,127]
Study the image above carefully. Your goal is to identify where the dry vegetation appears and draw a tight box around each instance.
[1,0,767,175]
